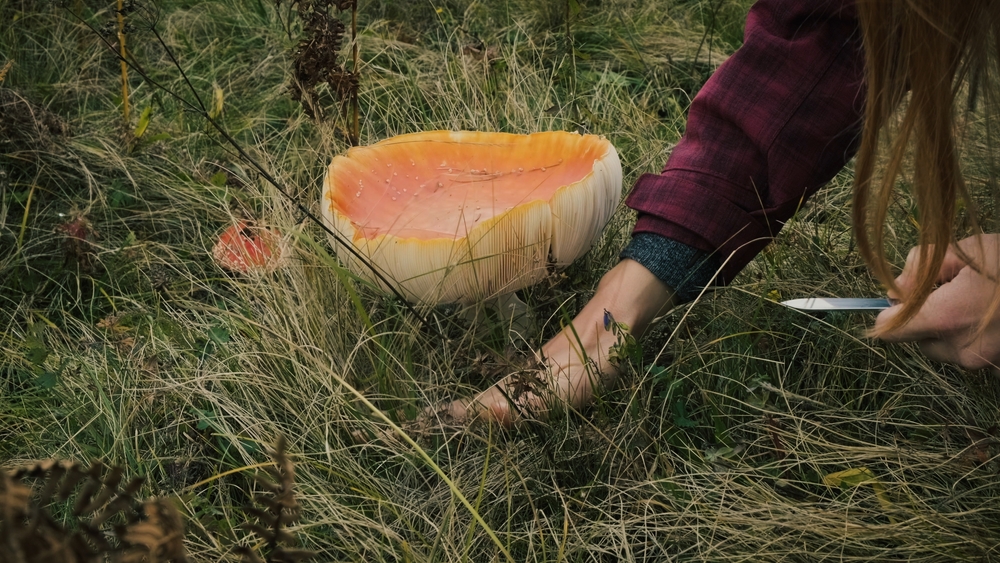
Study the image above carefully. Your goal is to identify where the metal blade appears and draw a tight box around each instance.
[780,298,894,311]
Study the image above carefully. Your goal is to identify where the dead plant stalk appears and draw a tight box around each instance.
[116,0,130,121]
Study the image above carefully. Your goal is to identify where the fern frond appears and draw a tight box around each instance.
[235,437,315,563]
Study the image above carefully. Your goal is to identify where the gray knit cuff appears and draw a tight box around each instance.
[619,232,720,303]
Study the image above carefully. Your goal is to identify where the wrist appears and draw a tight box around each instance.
[540,259,675,382]
[587,259,677,337]
[620,232,719,302]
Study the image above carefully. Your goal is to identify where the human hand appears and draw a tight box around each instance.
[436,259,677,427]
[875,234,1000,370]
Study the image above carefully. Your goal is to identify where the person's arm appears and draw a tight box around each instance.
[445,259,676,426]
[628,0,864,283]
[444,0,866,426]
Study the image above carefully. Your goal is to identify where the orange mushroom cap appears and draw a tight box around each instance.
[322,130,622,304]
[212,221,282,273]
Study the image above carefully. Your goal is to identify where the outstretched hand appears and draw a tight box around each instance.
[875,234,1000,370]
[436,259,677,427]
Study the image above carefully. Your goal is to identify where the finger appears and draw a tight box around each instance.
[919,339,1000,371]
[937,245,969,283]
[879,260,998,343]
[894,245,966,297]
[893,246,931,297]
[875,279,962,342]
[955,348,997,371]
[955,233,995,259]
[425,398,478,426]
[466,387,530,427]
[955,234,1000,278]
[916,339,961,364]
[953,333,1000,370]
[455,374,556,428]
[874,303,913,340]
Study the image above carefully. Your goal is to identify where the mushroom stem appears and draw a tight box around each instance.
[459,293,537,338]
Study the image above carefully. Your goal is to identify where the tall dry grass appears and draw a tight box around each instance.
[2,0,999,561]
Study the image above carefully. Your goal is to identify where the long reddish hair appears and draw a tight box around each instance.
[854,0,1000,333]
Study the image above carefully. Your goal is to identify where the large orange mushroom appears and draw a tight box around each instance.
[322,130,622,306]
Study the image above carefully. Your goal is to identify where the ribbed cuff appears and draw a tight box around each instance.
[619,232,720,303]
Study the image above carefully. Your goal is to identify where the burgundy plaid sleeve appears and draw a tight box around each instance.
[625,0,864,284]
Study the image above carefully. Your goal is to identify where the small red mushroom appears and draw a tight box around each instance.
[212,221,282,273]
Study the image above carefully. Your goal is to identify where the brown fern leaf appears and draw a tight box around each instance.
[281,0,358,139]
[236,437,316,563]
[3,459,105,563]
[239,521,297,546]
[115,499,188,563]
[3,459,186,563]
[325,70,357,102]
[233,546,267,563]
[1,470,34,563]
[289,3,346,116]
[269,547,317,563]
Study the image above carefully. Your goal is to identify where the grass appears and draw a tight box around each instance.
[3,0,1000,560]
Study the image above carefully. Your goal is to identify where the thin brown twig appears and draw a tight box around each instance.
[116,0,130,121]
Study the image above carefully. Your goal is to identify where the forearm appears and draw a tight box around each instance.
[539,259,676,409]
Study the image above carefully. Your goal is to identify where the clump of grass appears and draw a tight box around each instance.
[3,0,1000,561]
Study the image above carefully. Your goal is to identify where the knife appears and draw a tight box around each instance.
[780,297,895,311]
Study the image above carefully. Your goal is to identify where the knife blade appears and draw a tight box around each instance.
[780,297,895,311]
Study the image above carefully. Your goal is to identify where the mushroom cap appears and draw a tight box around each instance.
[212,222,283,273]
[322,130,622,305]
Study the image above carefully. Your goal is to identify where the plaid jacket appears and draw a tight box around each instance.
[625,0,864,284]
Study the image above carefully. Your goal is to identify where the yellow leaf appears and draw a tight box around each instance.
[134,106,152,139]
[767,289,781,302]
[435,6,443,13]
[823,467,875,487]
[823,467,893,513]
[209,85,224,120]
[0,59,12,83]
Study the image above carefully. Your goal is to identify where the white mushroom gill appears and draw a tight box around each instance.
[549,150,623,266]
